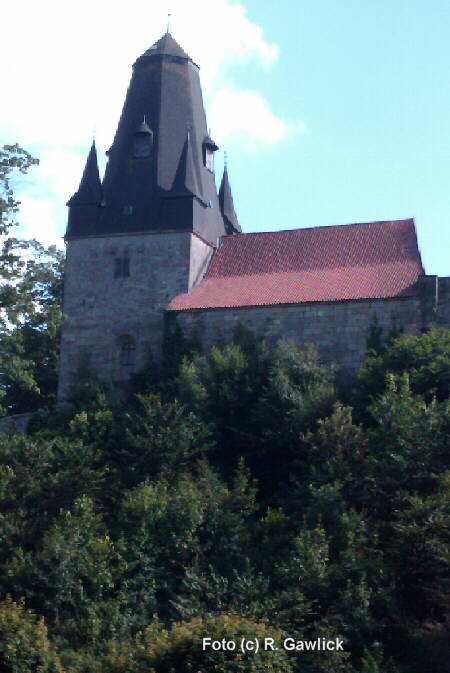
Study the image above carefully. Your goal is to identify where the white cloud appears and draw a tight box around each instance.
[0,0,304,244]
[209,86,307,148]
[18,195,62,248]
[12,147,86,246]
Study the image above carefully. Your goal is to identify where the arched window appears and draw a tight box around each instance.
[120,337,136,379]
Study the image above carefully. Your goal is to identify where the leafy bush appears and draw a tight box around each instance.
[0,598,62,673]
[104,614,295,673]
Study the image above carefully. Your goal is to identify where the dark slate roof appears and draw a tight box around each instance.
[135,33,192,65]
[219,168,241,234]
[168,219,424,310]
[66,33,229,244]
[67,142,102,206]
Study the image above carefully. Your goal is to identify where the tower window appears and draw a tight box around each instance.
[133,121,153,158]
[114,256,130,278]
[205,147,214,172]
[120,337,136,379]
[123,205,133,215]
[134,134,152,158]
[202,135,218,172]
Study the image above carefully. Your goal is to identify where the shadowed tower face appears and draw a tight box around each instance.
[58,33,241,398]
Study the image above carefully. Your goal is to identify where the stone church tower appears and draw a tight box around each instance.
[58,33,239,398]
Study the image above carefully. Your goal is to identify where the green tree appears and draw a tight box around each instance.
[0,598,62,673]
[113,393,211,487]
[0,432,103,562]
[177,332,336,497]
[104,614,295,673]
[116,461,257,623]
[354,328,450,421]
[364,374,449,518]
[5,496,121,647]
[0,144,39,237]
[0,145,63,415]
[389,473,450,624]
[0,241,64,414]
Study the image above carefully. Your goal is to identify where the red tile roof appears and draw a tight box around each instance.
[168,219,424,310]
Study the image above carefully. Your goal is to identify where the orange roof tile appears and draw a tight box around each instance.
[168,219,424,310]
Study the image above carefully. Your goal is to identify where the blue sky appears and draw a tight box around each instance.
[228,0,450,276]
[2,0,449,276]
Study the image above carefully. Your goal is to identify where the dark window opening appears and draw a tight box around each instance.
[114,256,130,278]
[120,338,136,379]
[133,133,153,158]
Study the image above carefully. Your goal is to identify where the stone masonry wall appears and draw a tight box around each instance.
[172,296,424,373]
[58,230,212,398]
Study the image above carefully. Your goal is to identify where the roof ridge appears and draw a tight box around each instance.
[220,218,416,239]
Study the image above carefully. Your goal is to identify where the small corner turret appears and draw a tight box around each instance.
[67,141,101,207]
[66,141,102,238]
[219,165,241,234]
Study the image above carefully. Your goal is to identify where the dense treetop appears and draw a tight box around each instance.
[1,326,449,673]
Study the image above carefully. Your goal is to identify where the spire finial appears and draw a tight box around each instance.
[166,12,171,33]
[224,151,228,169]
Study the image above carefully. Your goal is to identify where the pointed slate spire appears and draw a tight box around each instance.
[76,32,230,242]
[170,132,203,200]
[67,142,102,206]
[134,32,192,67]
[219,166,241,233]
